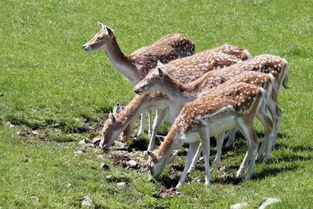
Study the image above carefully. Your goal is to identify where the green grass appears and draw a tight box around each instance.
[1,0,313,208]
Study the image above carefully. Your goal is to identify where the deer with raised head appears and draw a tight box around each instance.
[99,51,249,151]
[83,22,195,137]
[134,54,288,149]
[146,83,266,188]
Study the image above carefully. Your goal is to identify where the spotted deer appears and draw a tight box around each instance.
[99,93,174,151]
[83,22,195,137]
[135,54,288,148]
[136,70,275,167]
[146,83,266,188]
[99,51,249,151]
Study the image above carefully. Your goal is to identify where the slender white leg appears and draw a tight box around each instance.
[224,129,237,148]
[187,144,201,173]
[147,109,166,151]
[147,110,153,137]
[256,107,274,161]
[214,133,225,170]
[137,113,145,136]
[199,126,211,185]
[176,142,200,188]
[236,118,259,179]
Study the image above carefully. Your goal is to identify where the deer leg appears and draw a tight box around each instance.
[224,129,237,148]
[236,117,259,179]
[214,132,225,170]
[147,109,166,151]
[187,143,201,174]
[147,110,153,137]
[199,126,211,185]
[176,141,200,188]
[256,106,274,161]
[137,113,145,136]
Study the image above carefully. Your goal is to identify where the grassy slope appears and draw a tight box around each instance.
[1,0,313,208]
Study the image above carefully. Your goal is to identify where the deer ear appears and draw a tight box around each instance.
[157,67,164,77]
[105,26,114,37]
[109,112,116,122]
[98,22,105,29]
[157,60,166,69]
[147,150,158,161]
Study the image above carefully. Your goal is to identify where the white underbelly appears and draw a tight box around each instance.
[183,132,201,143]
[210,116,237,136]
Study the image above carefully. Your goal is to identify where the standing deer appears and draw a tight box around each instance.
[99,51,249,151]
[134,55,288,149]
[83,22,195,137]
[146,83,266,188]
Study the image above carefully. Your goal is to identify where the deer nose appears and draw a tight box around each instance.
[82,44,89,51]
[134,88,141,94]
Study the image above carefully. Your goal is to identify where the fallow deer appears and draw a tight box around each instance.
[134,54,288,148]
[99,52,247,151]
[146,83,266,188]
[83,22,195,137]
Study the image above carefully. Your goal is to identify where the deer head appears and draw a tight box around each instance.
[134,61,167,94]
[83,22,115,51]
[99,112,123,149]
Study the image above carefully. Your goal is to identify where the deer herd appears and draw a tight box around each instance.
[83,22,288,188]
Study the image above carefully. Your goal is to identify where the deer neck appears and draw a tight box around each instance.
[103,37,142,84]
[116,94,150,127]
[162,76,196,105]
[157,125,182,158]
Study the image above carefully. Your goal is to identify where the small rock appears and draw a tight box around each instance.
[97,154,104,159]
[0,92,4,96]
[30,195,40,202]
[81,196,94,208]
[79,140,86,145]
[126,160,138,168]
[23,155,32,162]
[9,124,15,128]
[74,150,84,156]
[102,163,110,171]
[66,183,72,188]
[16,131,21,135]
[117,182,126,189]
[114,141,125,148]
[259,198,281,209]
[32,130,39,135]
[230,202,248,209]
[92,137,101,144]
[106,175,113,182]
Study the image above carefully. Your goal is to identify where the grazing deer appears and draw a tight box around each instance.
[135,54,288,148]
[136,68,276,164]
[83,22,195,137]
[146,83,266,188]
[99,93,174,151]
[100,51,248,151]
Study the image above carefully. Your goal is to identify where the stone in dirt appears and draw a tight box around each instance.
[78,140,87,145]
[230,202,248,209]
[259,198,281,209]
[117,182,126,189]
[30,195,40,202]
[81,196,94,208]
[102,163,110,171]
[92,137,101,147]
[74,150,84,156]
[31,130,39,135]
[126,159,138,168]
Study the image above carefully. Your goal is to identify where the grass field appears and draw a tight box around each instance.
[1,0,313,208]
